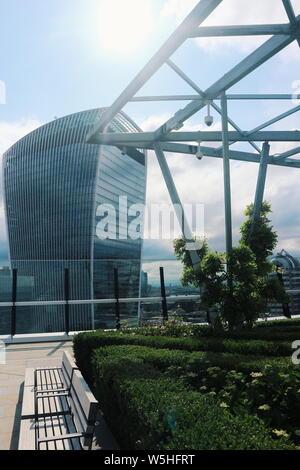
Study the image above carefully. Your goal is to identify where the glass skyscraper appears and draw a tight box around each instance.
[3,109,146,333]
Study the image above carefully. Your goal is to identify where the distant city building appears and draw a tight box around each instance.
[270,249,300,316]
[140,271,149,297]
[3,109,146,333]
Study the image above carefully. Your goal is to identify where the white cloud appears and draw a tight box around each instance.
[161,0,300,56]
[141,113,172,132]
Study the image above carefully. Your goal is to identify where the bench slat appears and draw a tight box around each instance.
[61,351,78,389]
[70,370,98,422]
[19,419,36,450]
[69,370,98,449]
[24,368,35,388]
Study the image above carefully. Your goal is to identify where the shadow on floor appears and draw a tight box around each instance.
[93,410,119,450]
[10,382,24,450]
[47,341,69,356]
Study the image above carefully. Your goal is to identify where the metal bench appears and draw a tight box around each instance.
[19,351,98,450]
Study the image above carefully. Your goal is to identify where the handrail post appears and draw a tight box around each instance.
[64,268,70,335]
[160,267,168,322]
[11,269,17,337]
[114,268,121,330]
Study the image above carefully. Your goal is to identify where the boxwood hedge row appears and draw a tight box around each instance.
[131,322,300,342]
[73,330,292,385]
[91,349,295,450]
[94,343,292,378]
[256,317,300,328]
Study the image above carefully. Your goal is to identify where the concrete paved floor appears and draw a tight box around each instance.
[0,341,119,451]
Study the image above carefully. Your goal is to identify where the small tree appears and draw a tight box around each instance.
[240,201,277,276]
[174,202,288,330]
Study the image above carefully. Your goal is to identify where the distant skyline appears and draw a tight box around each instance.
[1,0,300,262]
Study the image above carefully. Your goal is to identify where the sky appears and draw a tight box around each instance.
[0,0,300,265]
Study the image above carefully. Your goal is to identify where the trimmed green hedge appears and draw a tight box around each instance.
[131,322,300,342]
[91,343,292,375]
[217,328,300,342]
[91,348,295,450]
[256,317,300,328]
[73,330,292,385]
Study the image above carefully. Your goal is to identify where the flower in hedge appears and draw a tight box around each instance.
[258,404,271,411]
[207,367,221,374]
[250,372,263,378]
[278,373,289,379]
[272,429,289,438]
[208,391,216,396]
[220,402,229,408]
[199,386,207,392]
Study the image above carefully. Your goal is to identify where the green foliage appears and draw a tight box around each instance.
[73,320,300,449]
[240,201,277,275]
[131,320,300,342]
[256,317,300,328]
[173,236,208,269]
[91,347,295,450]
[73,329,293,385]
[91,343,293,377]
[173,202,289,329]
[197,365,300,445]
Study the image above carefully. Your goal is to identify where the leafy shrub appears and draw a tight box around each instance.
[91,343,292,375]
[196,365,300,444]
[256,317,300,328]
[73,330,292,385]
[132,322,197,338]
[89,345,300,446]
[132,322,300,342]
[91,348,295,450]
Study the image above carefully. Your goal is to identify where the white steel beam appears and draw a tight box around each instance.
[153,142,200,267]
[91,130,300,143]
[166,59,261,154]
[108,141,300,168]
[155,26,298,136]
[189,24,291,37]
[130,94,300,102]
[282,0,300,47]
[245,104,300,136]
[252,142,270,223]
[274,146,300,161]
[221,93,233,255]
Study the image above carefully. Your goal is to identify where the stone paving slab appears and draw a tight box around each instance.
[0,342,73,450]
[0,341,119,450]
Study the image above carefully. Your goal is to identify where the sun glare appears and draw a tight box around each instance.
[98,0,153,53]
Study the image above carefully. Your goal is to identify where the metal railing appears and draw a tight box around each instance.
[1,264,299,342]
[0,266,202,339]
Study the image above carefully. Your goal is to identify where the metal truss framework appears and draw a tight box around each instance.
[87,0,300,261]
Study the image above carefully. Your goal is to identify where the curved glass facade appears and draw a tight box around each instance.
[3,109,146,333]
